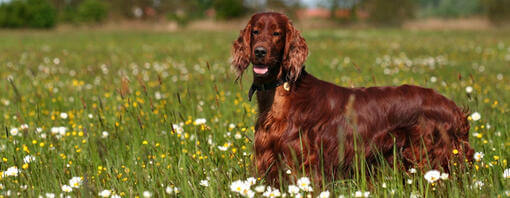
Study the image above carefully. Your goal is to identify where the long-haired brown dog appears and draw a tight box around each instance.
[231,12,473,185]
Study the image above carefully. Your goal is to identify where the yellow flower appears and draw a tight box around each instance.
[452,149,459,154]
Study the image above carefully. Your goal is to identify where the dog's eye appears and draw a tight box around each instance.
[273,32,280,36]
[252,30,259,35]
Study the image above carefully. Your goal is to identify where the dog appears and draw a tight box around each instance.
[231,12,474,185]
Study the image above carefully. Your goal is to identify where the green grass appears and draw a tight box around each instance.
[0,28,509,197]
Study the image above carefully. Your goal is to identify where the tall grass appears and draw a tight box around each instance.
[0,29,508,197]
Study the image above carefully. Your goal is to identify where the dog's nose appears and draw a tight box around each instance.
[254,47,267,58]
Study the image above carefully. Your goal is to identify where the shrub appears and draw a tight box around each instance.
[0,0,56,28]
[364,0,415,26]
[26,0,57,28]
[214,0,247,19]
[78,0,108,23]
[482,0,510,25]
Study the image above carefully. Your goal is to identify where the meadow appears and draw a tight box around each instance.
[0,28,509,197]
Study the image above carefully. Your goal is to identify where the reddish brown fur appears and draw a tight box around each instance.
[232,12,474,185]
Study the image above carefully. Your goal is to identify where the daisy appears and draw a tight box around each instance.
[23,155,36,163]
[288,185,299,194]
[9,128,20,136]
[424,170,440,183]
[474,152,484,161]
[246,177,257,186]
[465,86,473,93]
[353,191,370,197]
[254,185,266,193]
[470,112,481,121]
[98,190,111,197]
[231,180,248,193]
[440,173,449,180]
[503,168,510,179]
[3,166,19,177]
[297,177,313,192]
[69,177,82,188]
[194,118,206,125]
[318,190,330,198]
[61,185,72,193]
[143,191,152,198]
[200,179,209,187]
[60,112,68,119]
[262,187,281,198]
[165,186,174,194]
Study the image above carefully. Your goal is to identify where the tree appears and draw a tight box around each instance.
[363,0,415,26]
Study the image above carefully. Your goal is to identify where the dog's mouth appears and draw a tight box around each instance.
[253,65,269,75]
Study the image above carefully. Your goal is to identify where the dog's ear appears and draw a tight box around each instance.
[282,20,308,82]
[231,21,252,80]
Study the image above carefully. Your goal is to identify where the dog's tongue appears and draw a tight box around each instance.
[253,66,268,74]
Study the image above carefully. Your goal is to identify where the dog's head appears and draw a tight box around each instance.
[232,12,308,83]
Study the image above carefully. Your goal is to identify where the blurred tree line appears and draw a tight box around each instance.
[0,0,509,28]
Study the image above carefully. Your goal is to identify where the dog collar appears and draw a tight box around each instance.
[248,80,287,101]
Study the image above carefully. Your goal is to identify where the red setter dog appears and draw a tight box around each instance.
[232,12,474,185]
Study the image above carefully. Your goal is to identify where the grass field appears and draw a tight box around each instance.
[0,28,509,197]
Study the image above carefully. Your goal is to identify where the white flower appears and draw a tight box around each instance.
[286,169,292,174]
[231,180,248,193]
[45,193,55,198]
[410,192,420,198]
[472,180,484,189]
[297,177,313,192]
[36,127,43,133]
[409,168,417,173]
[424,170,440,183]
[3,166,19,177]
[288,185,300,194]
[20,124,29,130]
[381,183,387,188]
[353,191,370,197]
[200,179,209,187]
[318,190,330,198]
[23,155,36,163]
[143,191,152,198]
[172,124,184,134]
[246,177,257,186]
[10,128,20,136]
[440,173,449,180]
[503,168,510,179]
[194,118,206,125]
[50,127,67,137]
[235,133,243,139]
[255,185,266,193]
[262,187,281,198]
[165,186,174,194]
[60,112,68,119]
[61,185,72,193]
[465,86,473,93]
[406,179,413,184]
[69,177,82,188]
[111,195,121,198]
[98,190,111,197]
[102,131,109,138]
[474,152,484,161]
[470,112,481,121]
[231,180,255,198]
